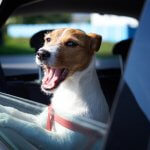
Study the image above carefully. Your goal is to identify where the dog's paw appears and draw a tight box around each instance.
[0,113,12,128]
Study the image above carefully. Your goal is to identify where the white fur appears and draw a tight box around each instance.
[38,56,109,132]
[35,45,60,66]
[0,50,109,149]
[52,56,109,122]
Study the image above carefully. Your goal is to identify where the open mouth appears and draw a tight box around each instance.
[42,67,69,91]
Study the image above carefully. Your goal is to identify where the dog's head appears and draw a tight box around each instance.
[36,28,102,93]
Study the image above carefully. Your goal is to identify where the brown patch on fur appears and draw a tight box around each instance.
[88,33,102,52]
[43,28,102,76]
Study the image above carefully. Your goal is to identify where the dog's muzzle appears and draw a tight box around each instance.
[36,49,51,61]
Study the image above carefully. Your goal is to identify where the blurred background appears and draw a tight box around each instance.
[0,0,140,106]
[0,1,150,149]
[0,13,138,57]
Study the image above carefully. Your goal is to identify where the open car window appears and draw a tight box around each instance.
[0,128,38,150]
[0,0,149,149]
[0,92,45,114]
[0,92,108,149]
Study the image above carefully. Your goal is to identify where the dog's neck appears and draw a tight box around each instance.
[52,56,109,123]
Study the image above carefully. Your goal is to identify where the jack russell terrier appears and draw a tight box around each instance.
[0,28,109,149]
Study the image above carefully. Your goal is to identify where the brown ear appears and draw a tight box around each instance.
[88,33,102,52]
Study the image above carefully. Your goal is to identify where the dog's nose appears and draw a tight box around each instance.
[36,50,51,60]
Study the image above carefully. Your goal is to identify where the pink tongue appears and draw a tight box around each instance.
[42,68,62,90]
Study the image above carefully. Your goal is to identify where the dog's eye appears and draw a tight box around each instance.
[65,41,78,47]
[46,38,51,42]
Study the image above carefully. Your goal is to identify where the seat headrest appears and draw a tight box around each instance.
[30,29,53,52]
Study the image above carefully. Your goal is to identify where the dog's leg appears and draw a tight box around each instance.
[0,113,82,150]
[0,105,38,123]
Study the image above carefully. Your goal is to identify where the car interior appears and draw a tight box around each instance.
[0,0,150,149]
[0,0,145,106]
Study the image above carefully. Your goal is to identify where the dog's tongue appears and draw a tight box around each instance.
[42,68,62,90]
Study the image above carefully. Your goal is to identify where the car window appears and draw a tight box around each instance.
[0,0,147,149]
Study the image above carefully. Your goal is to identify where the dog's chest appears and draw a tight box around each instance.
[51,77,92,117]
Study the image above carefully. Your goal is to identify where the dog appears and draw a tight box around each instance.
[0,28,109,149]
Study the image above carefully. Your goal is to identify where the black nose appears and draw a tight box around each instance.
[36,50,51,60]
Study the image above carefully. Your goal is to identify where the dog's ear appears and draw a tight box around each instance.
[30,29,54,52]
[88,33,102,52]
